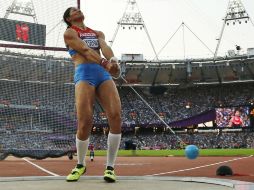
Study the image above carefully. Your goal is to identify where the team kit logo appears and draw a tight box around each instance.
[16,23,30,42]
[80,32,99,49]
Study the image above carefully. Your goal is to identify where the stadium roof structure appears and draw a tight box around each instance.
[121,54,254,86]
[0,0,254,87]
[109,0,254,86]
[0,50,254,87]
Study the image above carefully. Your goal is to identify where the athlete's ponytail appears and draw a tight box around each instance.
[63,7,72,27]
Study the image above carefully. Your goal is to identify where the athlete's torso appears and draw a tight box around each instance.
[71,25,100,50]
[66,25,100,65]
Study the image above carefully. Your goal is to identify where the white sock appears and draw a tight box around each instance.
[106,132,121,168]
[76,136,89,166]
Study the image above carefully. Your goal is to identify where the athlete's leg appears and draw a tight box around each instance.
[75,81,96,165]
[96,80,121,182]
[96,80,121,134]
[66,81,96,181]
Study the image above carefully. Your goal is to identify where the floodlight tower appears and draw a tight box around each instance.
[110,0,158,60]
[4,0,38,23]
[214,0,253,58]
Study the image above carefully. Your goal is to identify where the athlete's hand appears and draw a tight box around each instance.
[109,57,120,77]
[100,58,111,71]
[100,57,120,77]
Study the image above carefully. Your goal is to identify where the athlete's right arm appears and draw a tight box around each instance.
[64,28,108,66]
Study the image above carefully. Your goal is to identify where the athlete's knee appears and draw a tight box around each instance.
[77,122,92,140]
[107,110,121,122]
[77,117,93,130]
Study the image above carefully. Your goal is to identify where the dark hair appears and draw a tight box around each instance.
[63,7,72,27]
[234,109,241,114]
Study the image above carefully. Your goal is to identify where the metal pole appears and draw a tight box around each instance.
[156,23,182,58]
[77,0,80,9]
[109,23,121,47]
[182,23,186,59]
[144,25,159,60]
[214,0,231,59]
[214,20,226,59]
[109,1,130,47]
[4,0,16,18]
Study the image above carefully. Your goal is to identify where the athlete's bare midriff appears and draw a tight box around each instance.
[71,49,100,67]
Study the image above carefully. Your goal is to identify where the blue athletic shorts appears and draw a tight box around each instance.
[74,63,112,87]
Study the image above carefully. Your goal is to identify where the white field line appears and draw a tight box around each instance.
[147,155,253,176]
[22,158,60,176]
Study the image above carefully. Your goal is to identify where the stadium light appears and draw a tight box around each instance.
[236,45,241,51]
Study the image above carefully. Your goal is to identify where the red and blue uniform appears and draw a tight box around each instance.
[67,26,112,87]
[68,26,100,55]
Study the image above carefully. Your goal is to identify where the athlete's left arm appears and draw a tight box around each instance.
[96,30,119,75]
[96,31,114,60]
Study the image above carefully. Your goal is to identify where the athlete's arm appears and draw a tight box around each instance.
[96,31,114,60]
[96,31,120,75]
[64,28,110,68]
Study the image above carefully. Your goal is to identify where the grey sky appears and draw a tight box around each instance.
[82,0,254,59]
[0,0,253,59]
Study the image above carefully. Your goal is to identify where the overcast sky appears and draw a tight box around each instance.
[0,0,253,59]
[82,0,254,60]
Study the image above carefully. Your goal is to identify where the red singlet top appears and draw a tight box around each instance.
[68,26,100,56]
[232,116,242,125]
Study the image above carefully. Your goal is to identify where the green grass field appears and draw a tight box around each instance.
[91,149,254,157]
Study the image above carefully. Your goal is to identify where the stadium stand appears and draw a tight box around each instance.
[0,51,254,158]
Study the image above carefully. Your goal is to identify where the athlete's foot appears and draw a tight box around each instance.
[66,164,86,182]
[104,166,116,183]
